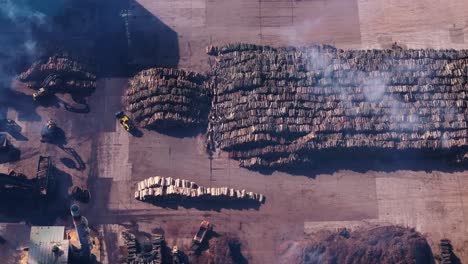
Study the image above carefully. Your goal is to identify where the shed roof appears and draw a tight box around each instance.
[28,226,69,264]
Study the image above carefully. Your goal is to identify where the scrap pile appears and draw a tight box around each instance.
[208,43,468,169]
[134,176,265,203]
[124,68,212,129]
[278,226,434,264]
[19,55,96,94]
[189,234,248,264]
[122,231,164,264]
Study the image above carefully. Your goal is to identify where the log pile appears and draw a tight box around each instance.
[124,68,212,129]
[208,43,468,169]
[278,226,434,264]
[134,176,265,204]
[19,55,96,94]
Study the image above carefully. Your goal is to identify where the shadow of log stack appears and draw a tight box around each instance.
[206,43,468,169]
[134,176,265,205]
[19,55,96,96]
[124,68,211,134]
[440,239,461,264]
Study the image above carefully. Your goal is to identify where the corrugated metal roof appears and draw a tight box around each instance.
[28,226,69,264]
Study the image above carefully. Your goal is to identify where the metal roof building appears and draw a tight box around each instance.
[28,226,69,264]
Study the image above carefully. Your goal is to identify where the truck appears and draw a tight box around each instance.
[115,111,135,132]
[191,220,212,251]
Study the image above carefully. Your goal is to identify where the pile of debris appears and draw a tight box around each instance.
[124,68,212,129]
[122,231,164,264]
[19,55,96,95]
[189,233,248,264]
[278,226,434,264]
[208,43,468,169]
[134,176,265,203]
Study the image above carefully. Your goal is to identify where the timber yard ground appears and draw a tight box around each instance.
[1,0,468,263]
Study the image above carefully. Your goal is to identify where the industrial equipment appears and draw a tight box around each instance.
[191,220,212,251]
[115,111,134,132]
[32,74,62,101]
[40,120,60,143]
[70,204,91,259]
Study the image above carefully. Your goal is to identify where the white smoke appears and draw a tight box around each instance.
[0,0,49,87]
[0,0,47,25]
[363,77,386,102]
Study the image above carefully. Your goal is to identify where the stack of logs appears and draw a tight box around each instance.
[134,176,265,203]
[124,68,212,129]
[19,55,96,94]
[207,43,468,169]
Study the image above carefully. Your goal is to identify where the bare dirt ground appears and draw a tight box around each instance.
[0,0,467,263]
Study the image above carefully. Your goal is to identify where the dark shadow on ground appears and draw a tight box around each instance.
[148,125,207,139]
[245,148,468,178]
[129,127,144,138]
[0,88,41,122]
[0,0,179,79]
[60,146,86,171]
[62,98,90,114]
[0,165,72,225]
[140,199,261,212]
[95,0,179,77]
[0,119,28,141]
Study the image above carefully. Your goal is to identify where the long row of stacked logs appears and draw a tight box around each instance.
[18,55,96,94]
[124,68,212,129]
[207,43,468,169]
[134,176,265,204]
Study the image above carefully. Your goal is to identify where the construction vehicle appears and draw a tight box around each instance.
[40,120,60,143]
[115,111,134,132]
[32,74,62,101]
[0,133,19,162]
[191,220,212,251]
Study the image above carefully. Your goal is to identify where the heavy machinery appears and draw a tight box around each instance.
[0,133,19,162]
[115,111,135,132]
[40,120,60,143]
[32,74,62,101]
[191,220,212,251]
